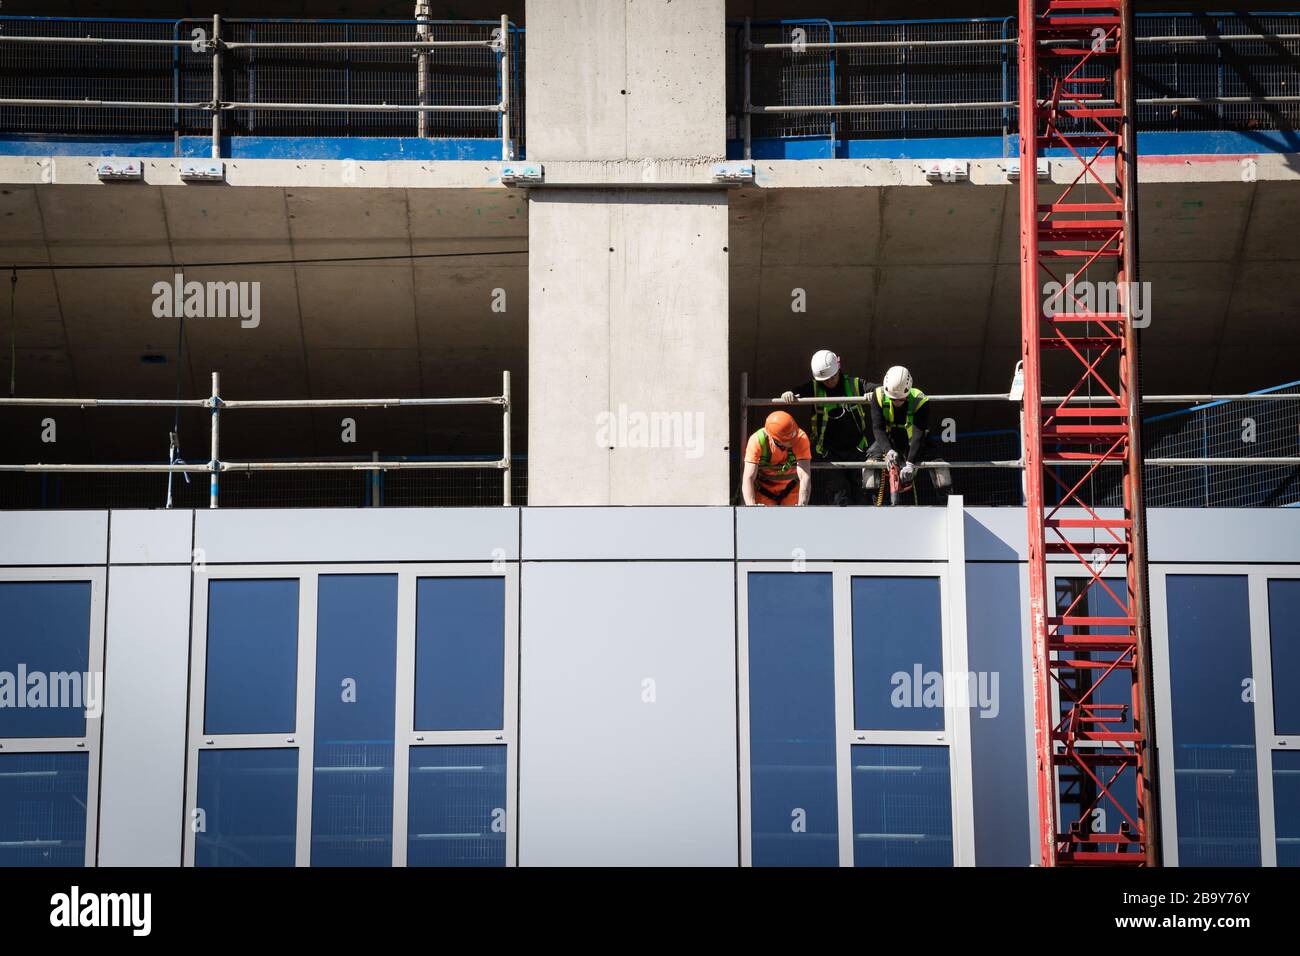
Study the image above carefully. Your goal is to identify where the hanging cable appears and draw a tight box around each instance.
[8,268,16,397]
[166,266,188,509]
[7,247,527,273]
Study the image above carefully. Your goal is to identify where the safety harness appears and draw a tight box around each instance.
[811,376,870,457]
[874,386,929,441]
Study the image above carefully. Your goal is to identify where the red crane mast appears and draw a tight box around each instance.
[1017,0,1160,866]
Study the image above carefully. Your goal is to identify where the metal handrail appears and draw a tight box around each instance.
[736,13,1300,157]
[744,33,1300,51]
[738,372,1300,473]
[0,14,516,160]
[0,371,515,507]
[745,393,1300,405]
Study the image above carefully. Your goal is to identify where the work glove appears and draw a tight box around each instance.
[885,449,899,468]
[900,462,915,483]
[780,391,796,404]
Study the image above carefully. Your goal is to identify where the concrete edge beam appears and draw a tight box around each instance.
[2,152,1295,191]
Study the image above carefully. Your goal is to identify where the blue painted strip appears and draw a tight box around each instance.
[5,131,1295,163]
[731,129,1300,161]
[0,136,179,158]
[179,136,503,161]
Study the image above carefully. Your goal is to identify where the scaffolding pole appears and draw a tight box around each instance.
[0,373,515,506]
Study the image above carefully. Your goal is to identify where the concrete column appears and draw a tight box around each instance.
[525,0,729,505]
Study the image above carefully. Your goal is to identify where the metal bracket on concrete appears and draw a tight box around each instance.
[179,160,225,182]
[1006,157,1050,181]
[96,159,143,181]
[500,162,543,186]
[711,161,755,185]
[923,159,970,182]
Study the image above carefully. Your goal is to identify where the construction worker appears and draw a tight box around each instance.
[741,410,812,507]
[780,349,875,506]
[865,365,934,506]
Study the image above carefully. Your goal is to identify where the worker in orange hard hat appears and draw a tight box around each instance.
[741,410,812,507]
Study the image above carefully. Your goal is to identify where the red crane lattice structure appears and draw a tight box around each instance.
[1017,0,1159,866]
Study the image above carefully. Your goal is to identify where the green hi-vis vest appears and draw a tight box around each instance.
[875,386,930,441]
[812,376,870,457]
[755,428,797,482]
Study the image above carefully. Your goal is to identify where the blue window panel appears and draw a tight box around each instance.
[1268,579,1300,735]
[414,577,505,731]
[851,744,953,866]
[311,575,398,867]
[1274,751,1300,867]
[852,576,944,732]
[195,748,298,867]
[0,752,88,867]
[0,581,92,738]
[748,572,838,866]
[204,579,299,736]
[1166,575,1260,866]
[407,745,506,867]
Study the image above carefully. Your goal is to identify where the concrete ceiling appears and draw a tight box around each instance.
[0,183,526,462]
[730,177,1300,434]
[3,172,1297,464]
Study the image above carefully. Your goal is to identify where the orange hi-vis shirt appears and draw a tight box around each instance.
[745,427,812,489]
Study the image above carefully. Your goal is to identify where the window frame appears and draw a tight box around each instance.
[0,567,106,868]
[1148,563,1300,868]
[737,561,975,867]
[183,562,518,868]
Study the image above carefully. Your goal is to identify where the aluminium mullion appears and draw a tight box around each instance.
[832,568,854,866]
[391,572,416,867]
[1146,565,1178,864]
[293,573,318,868]
[182,569,209,867]
[0,737,88,753]
[501,562,520,868]
[735,565,754,867]
[944,497,977,866]
[195,733,302,749]
[1248,571,1278,867]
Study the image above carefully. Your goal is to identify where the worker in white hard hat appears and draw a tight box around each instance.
[779,349,876,506]
[865,365,937,506]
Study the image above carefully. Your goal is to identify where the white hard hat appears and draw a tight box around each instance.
[811,349,840,381]
[883,365,913,400]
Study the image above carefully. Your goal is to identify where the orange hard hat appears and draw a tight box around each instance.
[764,410,798,444]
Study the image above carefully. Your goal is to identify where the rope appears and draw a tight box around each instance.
[8,269,15,397]
[166,267,188,509]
